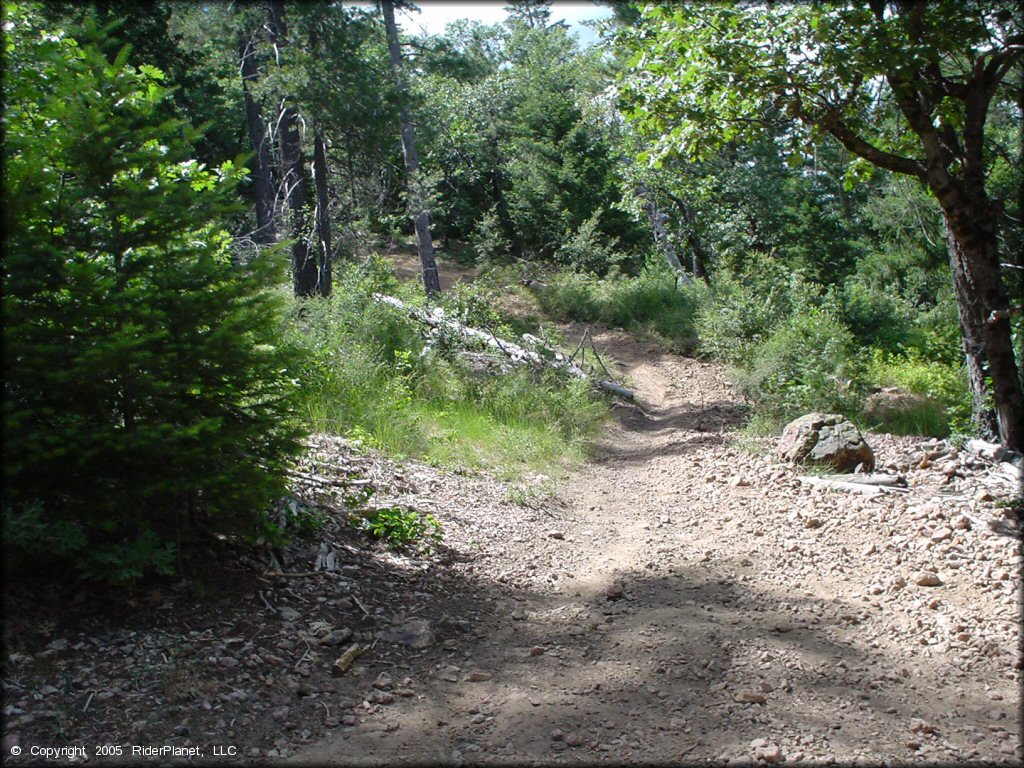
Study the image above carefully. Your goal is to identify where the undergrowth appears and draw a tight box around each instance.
[863,349,972,439]
[530,258,700,351]
[282,256,607,479]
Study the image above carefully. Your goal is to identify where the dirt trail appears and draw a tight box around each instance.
[6,253,1017,765]
[294,324,1023,765]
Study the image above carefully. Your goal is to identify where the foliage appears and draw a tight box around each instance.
[555,210,625,275]
[730,309,866,425]
[415,13,647,268]
[617,3,1021,173]
[839,280,918,353]
[470,205,513,265]
[534,260,699,350]
[354,506,442,551]
[864,349,972,438]
[616,1,1024,447]
[2,7,305,583]
[282,261,606,477]
[693,254,826,363]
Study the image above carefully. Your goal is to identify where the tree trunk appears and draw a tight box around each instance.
[635,182,688,279]
[666,191,710,282]
[239,34,277,246]
[381,0,441,298]
[267,0,316,297]
[940,201,1024,451]
[312,130,332,298]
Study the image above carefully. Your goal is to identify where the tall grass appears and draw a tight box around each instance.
[862,349,971,438]
[532,260,701,351]
[281,258,606,477]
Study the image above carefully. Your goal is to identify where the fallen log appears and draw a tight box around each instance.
[373,293,634,400]
[285,468,372,488]
[827,473,905,487]
[994,462,1023,485]
[967,438,1024,466]
[797,475,910,496]
[597,379,635,400]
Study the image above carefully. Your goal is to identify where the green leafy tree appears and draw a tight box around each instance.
[619,2,1024,450]
[2,6,305,582]
[415,13,647,272]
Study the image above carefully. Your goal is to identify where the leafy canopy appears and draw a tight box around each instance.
[617,1,1021,182]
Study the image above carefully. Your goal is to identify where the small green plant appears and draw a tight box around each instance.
[77,531,177,585]
[354,506,442,550]
[282,499,327,536]
[2,500,176,584]
[506,479,554,507]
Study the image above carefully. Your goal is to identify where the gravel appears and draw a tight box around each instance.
[3,324,1021,766]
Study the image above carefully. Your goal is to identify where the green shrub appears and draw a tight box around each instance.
[355,506,442,550]
[555,210,625,275]
[534,259,699,349]
[471,205,512,265]
[841,280,917,351]
[694,253,824,363]
[863,348,972,438]
[2,12,304,583]
[732,308,866,425]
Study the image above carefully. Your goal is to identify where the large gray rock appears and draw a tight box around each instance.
[778,412,874,472]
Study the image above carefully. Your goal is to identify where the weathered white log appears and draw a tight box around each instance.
[797,475,910,496]
[827,473,905,487]
[967,438,1004,460]
[373,293,634,400]
[967,438,1023,466]
[596,380,635,400]
[995,462,1023,482]
[285,468,371,487]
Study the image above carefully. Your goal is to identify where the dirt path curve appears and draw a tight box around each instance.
[294,324,1021,766]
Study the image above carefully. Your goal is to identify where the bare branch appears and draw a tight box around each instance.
[988,307,1024,325]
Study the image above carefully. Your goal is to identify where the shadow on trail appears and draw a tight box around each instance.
[291,551,998,766]
[610,398,746,434]
[593,431,728,466]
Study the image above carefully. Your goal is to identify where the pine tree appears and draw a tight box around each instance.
[2,6,306,582]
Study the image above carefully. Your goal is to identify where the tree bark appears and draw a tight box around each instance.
[665,191,710,282]
[635,182,689,280]
[239,33,277,246]
[267,0,316,297]
[939,197,1024,450]
[381,0,441,298]
[312,130,332,297]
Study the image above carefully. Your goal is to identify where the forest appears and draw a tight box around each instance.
[2,1,1023,763]
[4,0,1021,580]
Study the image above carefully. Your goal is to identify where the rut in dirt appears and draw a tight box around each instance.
[294,324,1022,766]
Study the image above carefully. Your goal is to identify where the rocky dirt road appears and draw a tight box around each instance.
[292,326,1023,766]
[4,321,1021,766]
